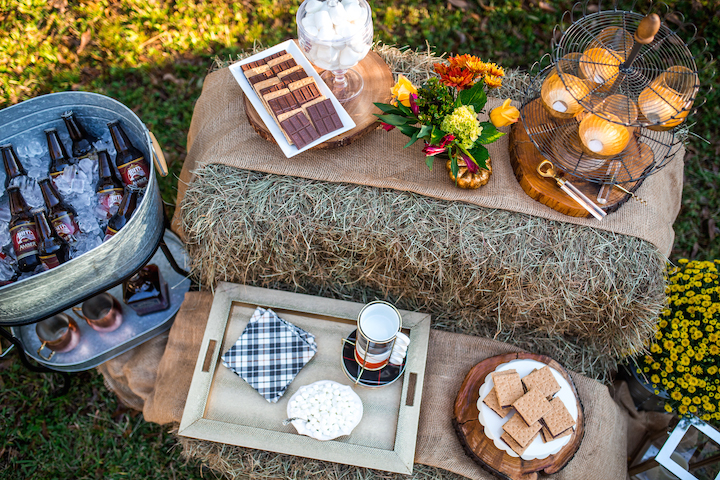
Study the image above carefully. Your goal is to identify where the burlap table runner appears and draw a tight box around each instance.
[100,291,631,479]
[171,65,684,256]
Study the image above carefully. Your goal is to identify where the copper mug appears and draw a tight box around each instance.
[72,293,123,332]
[36,313,81,360]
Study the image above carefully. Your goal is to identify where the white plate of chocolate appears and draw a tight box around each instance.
[229,40,356,158]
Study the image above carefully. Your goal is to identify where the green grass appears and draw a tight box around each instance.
[1,0,718,478]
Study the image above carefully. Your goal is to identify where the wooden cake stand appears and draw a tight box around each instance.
[245,49,394,150]
[509,99,649,217]
[452,352,585,480]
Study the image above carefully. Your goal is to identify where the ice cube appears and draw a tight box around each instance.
[27,140,44,157]
[27,166,46,180]
[0,221,10,250]
[20,178,44,209]
[0,196,9,223]
[71,232,102,258]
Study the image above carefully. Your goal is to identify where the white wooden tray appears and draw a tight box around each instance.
[178,283,431,474]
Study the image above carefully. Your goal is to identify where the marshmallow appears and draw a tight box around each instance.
[338,46,365,68]
[314,10,333,31]
[328,2,348,24]
[305,0,324,13]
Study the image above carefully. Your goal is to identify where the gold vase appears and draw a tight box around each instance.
[446,156,492,189]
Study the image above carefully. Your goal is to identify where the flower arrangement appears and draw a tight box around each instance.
[374,55,518,182]
[639,259,720,422]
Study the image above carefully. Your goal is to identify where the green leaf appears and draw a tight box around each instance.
[376,113,413,126]
[405,129,420,148]
[425,155,435,170]
[396,101,414,116]
[476,122,505,144]
[397,124,420,138]
[456,80,487,112]
[373,103,405,116]
[430,127,446,145]
[418,124,433,141]
[450,156,460,183]
[467,145,489,170]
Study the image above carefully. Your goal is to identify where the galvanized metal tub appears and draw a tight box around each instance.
[0,92,164,326]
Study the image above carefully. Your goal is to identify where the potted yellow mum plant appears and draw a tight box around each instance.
[635,259,720,423]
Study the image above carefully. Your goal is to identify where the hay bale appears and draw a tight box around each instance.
[181,165,666,381]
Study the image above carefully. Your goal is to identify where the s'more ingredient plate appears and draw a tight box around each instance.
[229,40,355,158]
[452,353,584,480]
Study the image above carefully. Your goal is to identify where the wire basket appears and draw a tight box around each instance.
[520,0,709,188]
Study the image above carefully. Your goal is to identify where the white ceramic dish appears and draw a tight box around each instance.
[476,359,578,460]
[228,40,356,158]
[287,380,363,441]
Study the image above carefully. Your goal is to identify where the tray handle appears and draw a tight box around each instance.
[202,340,218,372]
[148,130,169,177]
[405,372,418,407]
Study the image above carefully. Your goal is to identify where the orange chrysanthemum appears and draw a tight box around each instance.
[434,63,476,90]
[484,74,503,89]
[487,62,505,77]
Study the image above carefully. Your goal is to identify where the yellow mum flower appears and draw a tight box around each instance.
[484,74,503,89]
[682,397,692,405]
[679,405,688,414]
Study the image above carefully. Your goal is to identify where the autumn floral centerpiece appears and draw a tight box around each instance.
[374,54,519,188]
[639,259,720,422]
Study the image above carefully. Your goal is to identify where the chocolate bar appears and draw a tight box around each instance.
[240,50,287,71]
[305,98,342,136]
[279,111,320,149]
[288,78,321,105]
[267,92,300,116]
[270,58,298,75]
[279,69,308,86]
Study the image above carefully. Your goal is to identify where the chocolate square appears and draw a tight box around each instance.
[241,59,266,71]
[266,50,287,61]
[247,70,273,85]
[280,69,309,86]
[306,98,342,136]
[279,112,320,149]
[292,83,321,106]
[259,83,285,96]
[271,58,298,75]
[267,92,300,116]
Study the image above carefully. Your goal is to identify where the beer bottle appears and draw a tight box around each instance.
[108,120,150,188]
[33,209,69,270]
[96,150,124,219]
[123,264,170,315]
[38,178,81,245]
[45,129,74,183]
[61,110,95,160]
[1,144,28,189]
[103,185,140,241]
[7,186,41,272]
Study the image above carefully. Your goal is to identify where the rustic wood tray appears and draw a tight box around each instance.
[178,283,431,474]
[452,352,585,480]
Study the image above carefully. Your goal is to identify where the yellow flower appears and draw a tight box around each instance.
[489,98,520,127]
[390,75,418,107]
[671,391,682,401]
[679,405,688,414]
[484,74,503,89]
[664,403,673,413]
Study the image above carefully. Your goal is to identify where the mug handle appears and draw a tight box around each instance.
[72,306,88,323]
[37,342,56,361]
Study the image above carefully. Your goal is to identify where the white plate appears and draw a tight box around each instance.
[229,40,356,158]
[287,380,363,441]
[476,359,578,460]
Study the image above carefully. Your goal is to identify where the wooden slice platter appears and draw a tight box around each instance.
[452,352,585,480]
[509,99,649,217]
[245,47,394,150]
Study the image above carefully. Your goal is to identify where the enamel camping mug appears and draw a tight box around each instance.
[72,292,123,332]
[355,301,410,371]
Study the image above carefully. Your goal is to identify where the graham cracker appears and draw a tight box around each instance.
[501,431,539,455]
[263,88,292,102]
[512,388,552,425]
[253,77,282,93]
[243,64,271,78]
[482,387,512,419]
[540,424,572,443]
[300,95,328,114]
[286,77,316,91]
[266,53,295,67]
[502,413,542,447]
[491,370,524,407]
[522,366,561,399]
[277,65,305,80]
[541,397,576,437]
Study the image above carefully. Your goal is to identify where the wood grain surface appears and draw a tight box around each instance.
[509,99,649,217]
[452,352,585,480]
[245,48,394,150]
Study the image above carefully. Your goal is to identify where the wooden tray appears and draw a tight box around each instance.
[245,48,394,149]
[178,283,431,475]
[452,353,585,480]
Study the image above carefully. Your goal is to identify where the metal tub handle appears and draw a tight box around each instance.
[149,131,169,177]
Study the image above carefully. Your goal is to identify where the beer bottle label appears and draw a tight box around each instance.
[103,226,118,242]
[51,213,80,243]
[10,223,39,260]
[118,157,150,188]
[97,188,124,219]
[39,253,61,271]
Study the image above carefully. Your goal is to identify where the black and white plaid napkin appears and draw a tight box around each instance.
[221,307,317,403]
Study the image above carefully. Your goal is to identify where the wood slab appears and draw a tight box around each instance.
[452,352,585,480]
[245,47,394,150]
[509,99,649,217]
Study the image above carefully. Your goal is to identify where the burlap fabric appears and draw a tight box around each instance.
[99,291,643,479]
[170,65,684,256]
